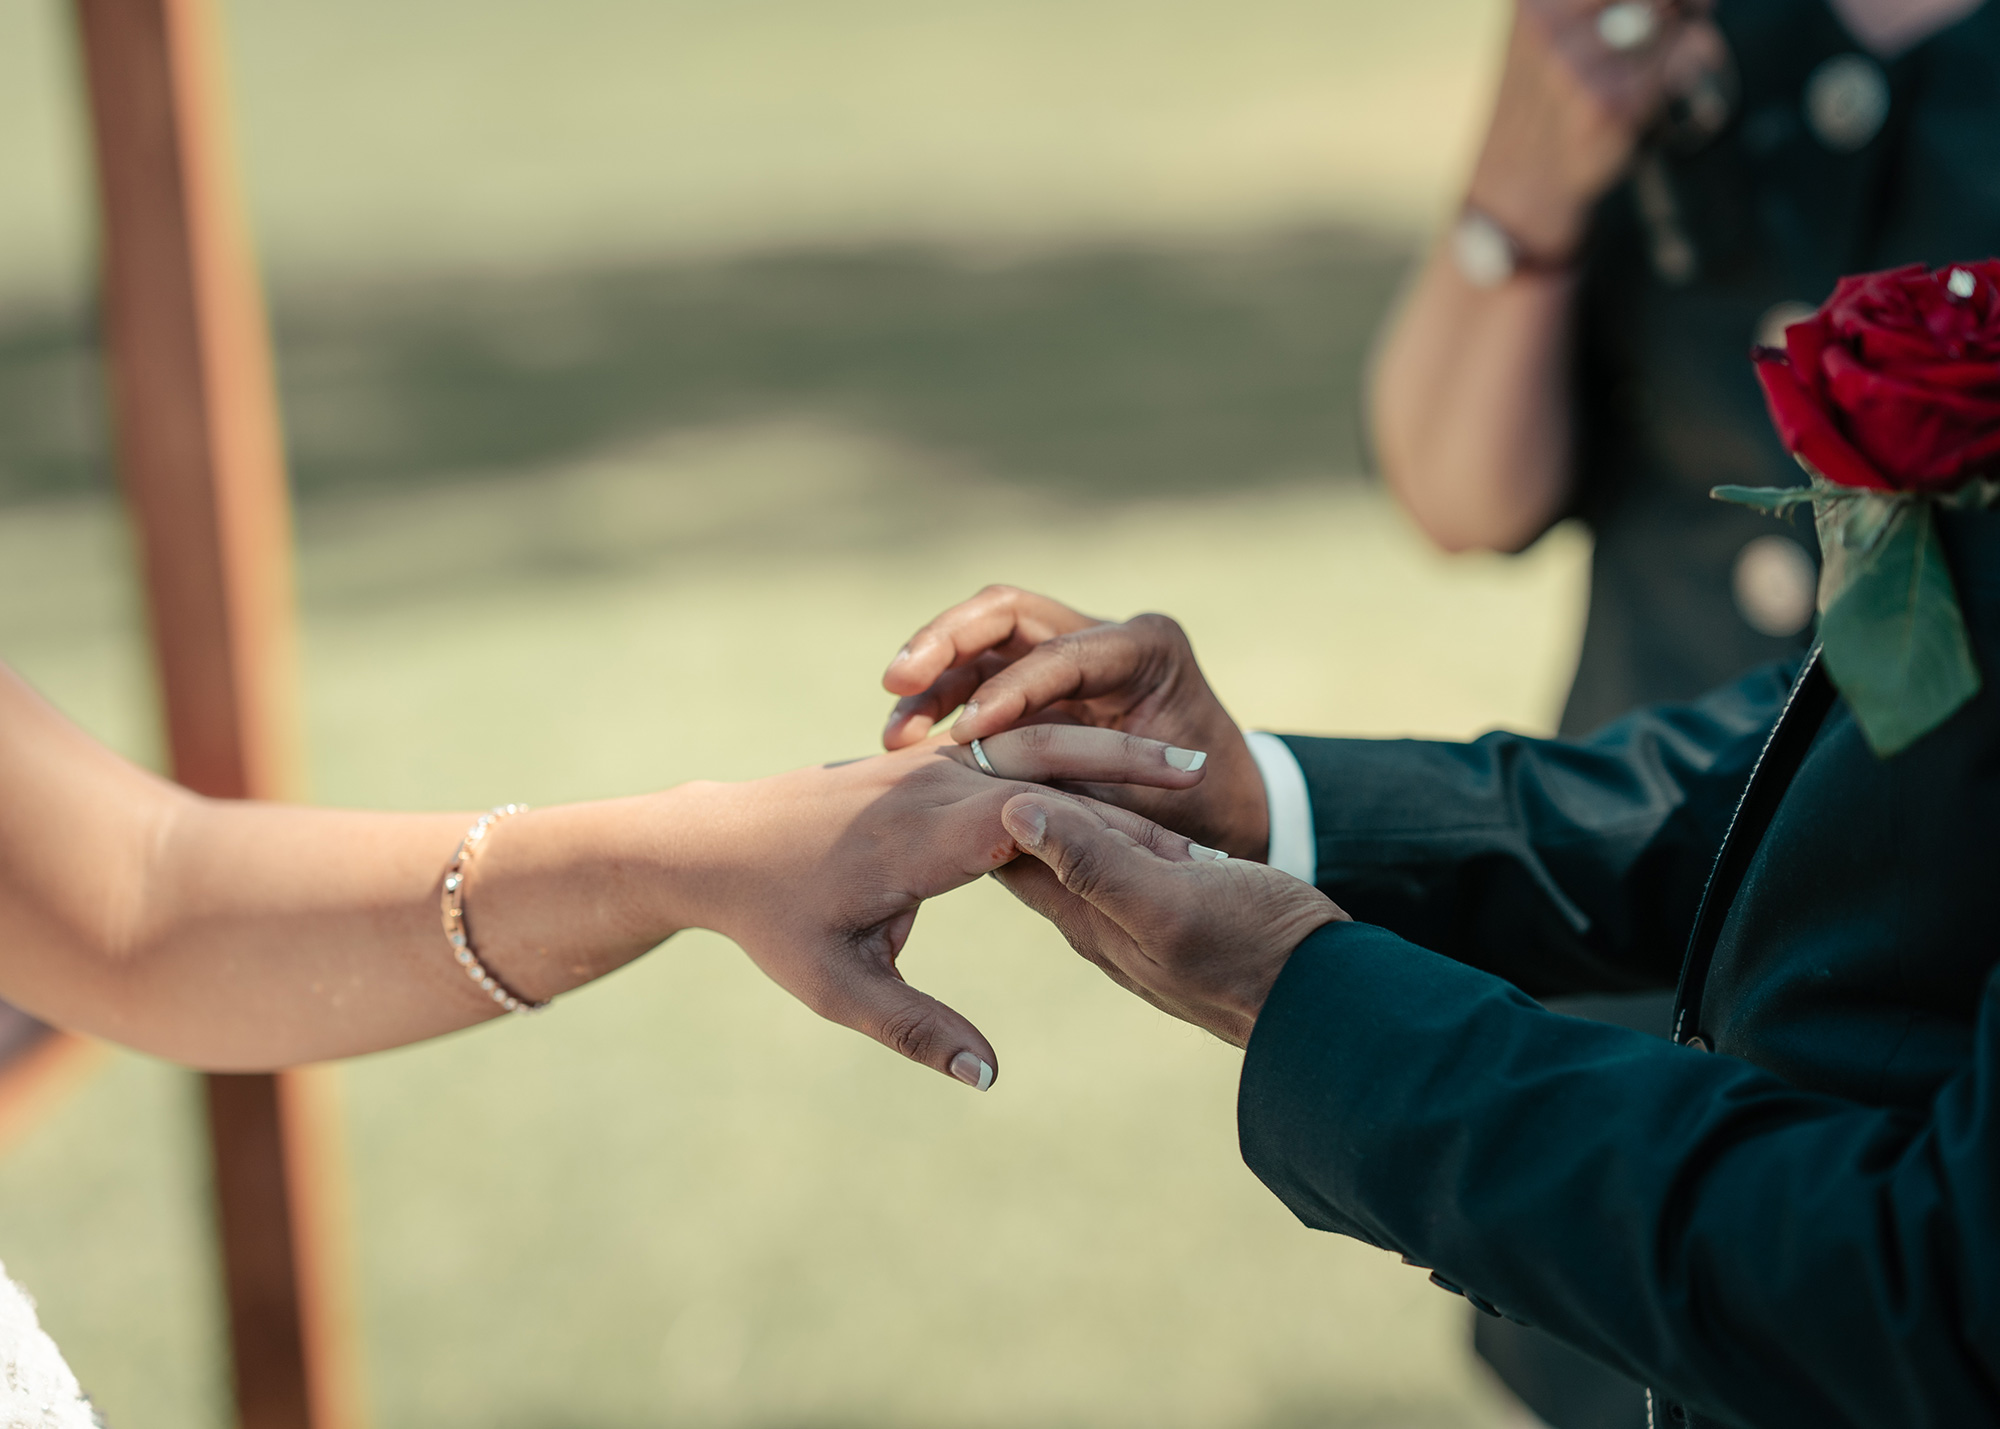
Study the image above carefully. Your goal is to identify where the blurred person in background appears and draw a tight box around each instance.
[1373,0,1996,728]
[1368,0,1996,1420]
[0,656,1204,1417]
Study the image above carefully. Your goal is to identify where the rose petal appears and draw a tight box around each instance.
[1885,358,2000,395]
[1784,314,1837,398]
[1755,350,1895,490]
[1825,348,2000,490]
[1760,260,2000,491]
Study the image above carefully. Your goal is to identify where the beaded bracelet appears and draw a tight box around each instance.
[439,805,548,1015]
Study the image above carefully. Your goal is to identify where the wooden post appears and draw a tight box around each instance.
[71,1,359,1426]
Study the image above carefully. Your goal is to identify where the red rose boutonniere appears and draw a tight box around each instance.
[1715,260,2000,756]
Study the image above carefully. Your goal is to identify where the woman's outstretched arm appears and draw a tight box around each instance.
[0,660,1205,1077]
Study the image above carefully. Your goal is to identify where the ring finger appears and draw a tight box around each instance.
[943,724,1208,790]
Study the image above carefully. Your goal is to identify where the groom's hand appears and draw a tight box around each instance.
[993,792,1345,1048]
[881,586,1270,860]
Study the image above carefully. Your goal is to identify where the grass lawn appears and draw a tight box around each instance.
[1,0,1502,298]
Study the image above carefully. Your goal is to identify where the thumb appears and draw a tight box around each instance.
[1001,792,1221,926]
[808,914,999,1091]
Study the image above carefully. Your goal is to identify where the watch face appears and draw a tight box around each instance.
[1452,212,1515,289]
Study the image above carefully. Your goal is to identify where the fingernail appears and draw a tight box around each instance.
[950,700,979,731]
[951,1051,995,1091]
[1189,843,1229,861]
[1164,747,1207,772]
[891,645,912,664]
[1004,802,1047,849]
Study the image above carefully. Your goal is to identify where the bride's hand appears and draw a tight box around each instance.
[678,723,1209,1090]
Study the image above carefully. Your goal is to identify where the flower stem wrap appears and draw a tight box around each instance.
[1713,477,1992,756]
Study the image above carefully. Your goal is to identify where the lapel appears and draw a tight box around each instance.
[1671,648,1838,1047]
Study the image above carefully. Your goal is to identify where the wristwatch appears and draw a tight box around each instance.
[1450,208,1574,289]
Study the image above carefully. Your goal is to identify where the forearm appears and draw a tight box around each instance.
[1242,926,2000,1428]
[0,662,708,1066]
[1368,0,1706,555]
[10,786,708,1070]
[1276,662,1791,995]
[1368,246,1578,553]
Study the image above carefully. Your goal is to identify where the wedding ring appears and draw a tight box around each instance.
[1596,0,1659,51]
[969,737,998,776]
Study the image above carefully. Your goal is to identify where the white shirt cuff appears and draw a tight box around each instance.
[1243,730,1316,886]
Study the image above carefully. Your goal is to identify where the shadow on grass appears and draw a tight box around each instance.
[0,228,1413,507]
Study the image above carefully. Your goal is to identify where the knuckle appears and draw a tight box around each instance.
[1017,722,1058,755]
[1041,631,1097,678]
[876,1001,939,1062]
[1044,625,1095,651]
[1053,840,1107,901]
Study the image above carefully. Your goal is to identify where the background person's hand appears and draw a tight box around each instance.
[1471,0,1726,260]
[993,793,1345,1048]
[881,585,1270,860]
[682,722,1209,1089]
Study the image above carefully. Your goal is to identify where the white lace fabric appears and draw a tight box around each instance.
[0,1265,98,1429]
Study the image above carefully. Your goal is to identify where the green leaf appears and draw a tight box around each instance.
[1710,484,1817,513]
[1817,502,1982,757]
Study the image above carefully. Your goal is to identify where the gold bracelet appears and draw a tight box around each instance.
[439,805,547,1015]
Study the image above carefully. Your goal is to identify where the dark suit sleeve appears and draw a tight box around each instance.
[1276,661,1795,996]
[1240,923,2000,1429]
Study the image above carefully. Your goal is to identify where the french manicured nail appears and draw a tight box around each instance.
[1189,843,1229,861]
[951,1051,995,1091]
[1164,747,1207,772]
[1004,802,1048,849]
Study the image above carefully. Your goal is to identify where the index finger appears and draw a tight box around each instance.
[883,586,1103,697]
[947,615,1175,745]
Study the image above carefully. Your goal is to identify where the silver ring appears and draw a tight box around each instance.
[969,737,998,776]
[1596,0,1658,51]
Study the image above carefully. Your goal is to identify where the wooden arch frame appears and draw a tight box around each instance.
[1,1,359,1425]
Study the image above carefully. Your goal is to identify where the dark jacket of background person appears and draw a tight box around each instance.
[1560,0,2000,737]
[1238,509,2000,1429]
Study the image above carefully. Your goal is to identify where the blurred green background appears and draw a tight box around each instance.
[0,1,1589,1425]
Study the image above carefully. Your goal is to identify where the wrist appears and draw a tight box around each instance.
[1221,902,1346,1044]
[439,794,691,1006]
[635,780,753,942]
[1201,952,1291,1050]
[1462,158,1594,270]
[1448,204,1583,291]
[1204,729,1266,861]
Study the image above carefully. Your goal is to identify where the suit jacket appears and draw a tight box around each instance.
[1238,508,2000,1429]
